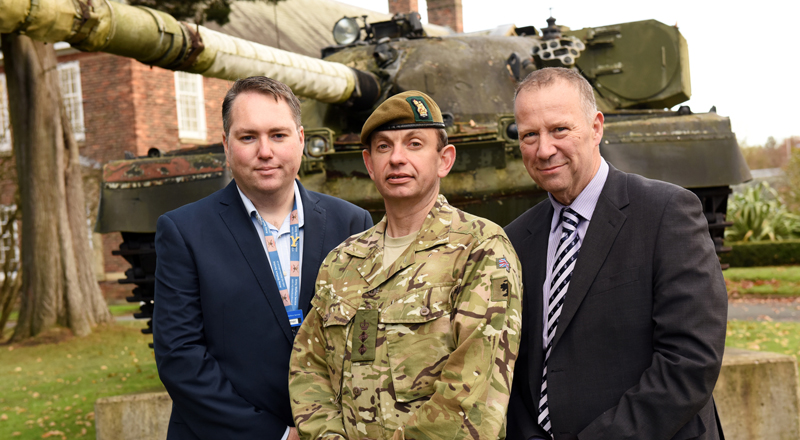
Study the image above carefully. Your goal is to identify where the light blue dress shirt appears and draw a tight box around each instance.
[543,158,609,345]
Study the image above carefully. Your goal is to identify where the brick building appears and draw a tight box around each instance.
[0,0,453,299]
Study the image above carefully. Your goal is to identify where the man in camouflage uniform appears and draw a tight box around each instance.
[289,91,523,440]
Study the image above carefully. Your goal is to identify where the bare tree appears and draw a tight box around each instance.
[1,33,111,341]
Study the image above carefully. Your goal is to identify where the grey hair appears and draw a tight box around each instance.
[515,67,597,122]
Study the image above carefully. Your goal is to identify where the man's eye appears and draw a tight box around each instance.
[410,141,423,148]
[240,135,255,142]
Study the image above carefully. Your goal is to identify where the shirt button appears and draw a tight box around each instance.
[353,387,362,397]
[420,306,430,316]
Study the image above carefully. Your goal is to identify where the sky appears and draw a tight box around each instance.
[334,0,799,147]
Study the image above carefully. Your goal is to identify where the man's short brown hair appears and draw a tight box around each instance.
[515,67,597,122]
[222,76,302,136]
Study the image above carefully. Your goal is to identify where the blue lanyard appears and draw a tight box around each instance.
[253,199,300,312]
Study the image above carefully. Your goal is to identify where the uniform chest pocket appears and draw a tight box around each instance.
[382,285,455,402]
[314,297,357,403]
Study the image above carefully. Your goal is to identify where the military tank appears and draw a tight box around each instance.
[1,1,751,340]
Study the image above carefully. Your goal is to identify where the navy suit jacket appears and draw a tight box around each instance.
[154,180,373,440]
[505,166,727,440]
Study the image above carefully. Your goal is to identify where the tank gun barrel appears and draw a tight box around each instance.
[0,0,379,105]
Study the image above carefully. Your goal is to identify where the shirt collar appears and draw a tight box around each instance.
[237,180,305,230]
[549,157,609,232]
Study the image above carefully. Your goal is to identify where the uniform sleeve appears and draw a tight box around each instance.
[289,267,348,440]
[153,214,287,439]
[394,233,523,440]
[579,189,728,439]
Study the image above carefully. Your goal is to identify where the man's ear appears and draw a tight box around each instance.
[222,132,230,160]
[592,111,604,146]
[362,148,376,181]
[437,144,456,178]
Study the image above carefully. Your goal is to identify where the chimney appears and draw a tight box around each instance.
[388,0,419,14]
[427,0,463,33]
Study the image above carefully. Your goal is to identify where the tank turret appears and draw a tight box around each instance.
[1,0,751,340]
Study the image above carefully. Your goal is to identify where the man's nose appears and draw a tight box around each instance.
[257,137,274,159]
[388,144,407,164]
[537,134,557,160]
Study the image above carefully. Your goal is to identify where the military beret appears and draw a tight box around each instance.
[360,90,446,145]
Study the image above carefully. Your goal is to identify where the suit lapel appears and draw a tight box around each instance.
[298,182,324,312]
[551,167,629,349]
[521,203,552,402]
[217,181,294,343]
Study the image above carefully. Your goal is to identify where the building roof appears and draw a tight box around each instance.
[204,0,452,58]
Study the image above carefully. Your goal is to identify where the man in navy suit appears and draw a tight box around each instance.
[153,76,373,440]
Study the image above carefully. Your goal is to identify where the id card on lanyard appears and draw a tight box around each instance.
[254,200,303,327]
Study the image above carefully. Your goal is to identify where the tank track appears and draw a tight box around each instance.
[112,232,157,348]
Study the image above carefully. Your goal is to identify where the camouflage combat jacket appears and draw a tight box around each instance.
[289,195,522,440]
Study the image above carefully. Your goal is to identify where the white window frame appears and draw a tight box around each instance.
[174,71,207,141]
[0,73,11,153]
[57,60,86,142]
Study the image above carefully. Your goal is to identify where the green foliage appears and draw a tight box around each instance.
[783,148,800,213]
[725,182,800,242]
[727,321,800,363]
[0,322,163,439]
[721,240,800,267]
[128,0,286,26]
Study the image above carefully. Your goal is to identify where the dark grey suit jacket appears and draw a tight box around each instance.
[153,180,373,440]
[505,165,727,440]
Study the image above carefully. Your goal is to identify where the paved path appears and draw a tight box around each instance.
[728,298,800,322]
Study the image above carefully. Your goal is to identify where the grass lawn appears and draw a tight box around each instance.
[724,266,800,297]
[726,320,800,362]
[5,304,140,323]
[0,321,163,440]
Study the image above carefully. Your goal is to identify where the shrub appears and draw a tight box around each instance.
[726,182,800,242]
[721,240,800,267]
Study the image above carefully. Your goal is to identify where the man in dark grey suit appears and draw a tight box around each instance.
[505,67,727,440]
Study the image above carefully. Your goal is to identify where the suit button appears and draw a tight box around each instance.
[353,387,362,397]
[420,306,430,316]
[323,313,329,322]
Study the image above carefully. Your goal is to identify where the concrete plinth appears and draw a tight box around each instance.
[715,348,800,440]
[93,349,800,440]
[95,391,172,440]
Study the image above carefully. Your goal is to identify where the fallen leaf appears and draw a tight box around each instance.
[1,413,7,420]
[41,430,64,438]
[14,367,21,372]
[100,366,107,370]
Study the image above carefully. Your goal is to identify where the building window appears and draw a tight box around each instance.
[57,61,86,142]
[0,74,10,153]
[174,71,207,141]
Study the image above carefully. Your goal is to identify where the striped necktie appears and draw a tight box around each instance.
[538,207,581,436]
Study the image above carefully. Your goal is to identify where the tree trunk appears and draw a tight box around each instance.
[1,33,112,342]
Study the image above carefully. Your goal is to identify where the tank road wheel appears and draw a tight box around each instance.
[689,186,734,270]
[113,232,157,347]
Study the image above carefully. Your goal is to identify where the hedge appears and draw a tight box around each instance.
[721,239,800,267]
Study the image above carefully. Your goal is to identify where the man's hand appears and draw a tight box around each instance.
[287,427,300,440]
